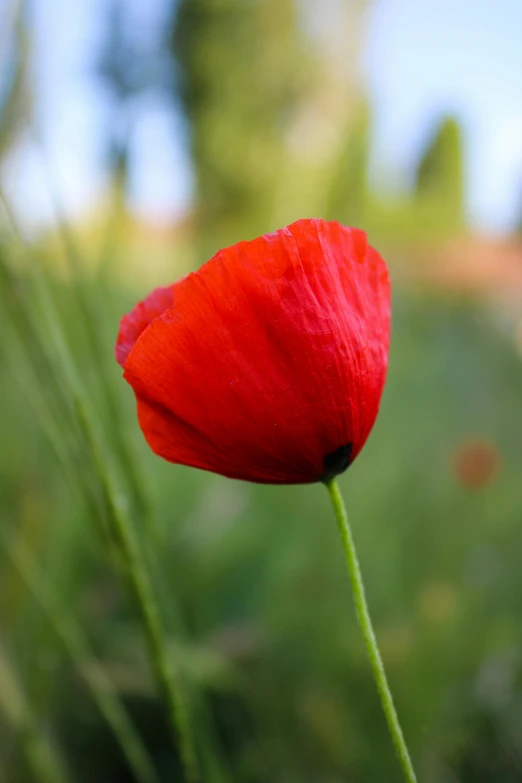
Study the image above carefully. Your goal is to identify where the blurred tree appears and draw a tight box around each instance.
[325,100,371,227]
[414,116,465,229]
[94,0,176,275]
[96,0,132,203]
[171,0,312,249]
[267,0,372,228]
[96,0,173,206]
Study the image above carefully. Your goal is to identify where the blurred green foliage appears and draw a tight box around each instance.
[1,1,522,782]
[173,0,312,251]
[415,116,465,231]
[324,100,372,228]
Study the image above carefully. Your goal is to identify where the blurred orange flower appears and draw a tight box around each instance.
[452,439,500,489]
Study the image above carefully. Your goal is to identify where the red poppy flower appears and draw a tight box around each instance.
[116,219,390,484]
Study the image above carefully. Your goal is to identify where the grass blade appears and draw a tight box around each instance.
[0,188,200,781]
[3,535,161,783]
[0,644,70,783]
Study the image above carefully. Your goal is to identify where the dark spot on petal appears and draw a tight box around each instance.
[322,443,353,482]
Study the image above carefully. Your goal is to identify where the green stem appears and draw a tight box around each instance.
[324,479,417,783]
[110,507,199,782]
[76,397,199,783]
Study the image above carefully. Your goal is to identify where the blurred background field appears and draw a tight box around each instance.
[1,1,522,781]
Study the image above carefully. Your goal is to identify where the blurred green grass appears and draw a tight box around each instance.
[1,226,522,781]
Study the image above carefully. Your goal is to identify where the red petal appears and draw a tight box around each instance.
[122,219,390,484]
[115,284,175,367]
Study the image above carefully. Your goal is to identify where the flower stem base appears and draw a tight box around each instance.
[324,478,417,783]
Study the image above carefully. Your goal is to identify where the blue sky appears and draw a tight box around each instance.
[4,0,522,233]
[365,0,522,231]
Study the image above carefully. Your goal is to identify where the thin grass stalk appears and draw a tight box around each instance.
[0,251,79,440]
[0,255,112,544]
[4,535,160,783]
[0,257,161,783]
[0,190,199,781]
[1,256,196,782]
[0,645,70,783]
[73,395,199,781]
[14,154,149,519]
